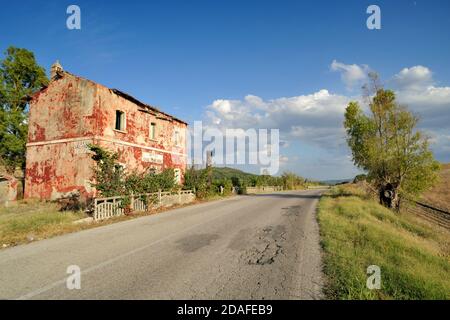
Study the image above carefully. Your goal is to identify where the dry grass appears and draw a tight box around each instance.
[0,194,235,249]
[421,163,450,211]
[0,200,87,247]
[318,184,450,299]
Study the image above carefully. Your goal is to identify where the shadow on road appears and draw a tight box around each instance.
[243,193,322,200]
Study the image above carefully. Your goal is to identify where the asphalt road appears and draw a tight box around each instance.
[0,190,325,300]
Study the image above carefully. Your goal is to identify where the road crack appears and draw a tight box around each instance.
[245,225,286,265]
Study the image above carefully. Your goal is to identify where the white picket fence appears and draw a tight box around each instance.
[93,190,195,221]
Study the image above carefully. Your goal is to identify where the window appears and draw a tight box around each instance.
[174,168,181,184]
[115,110,125,131]
[174,130,180,146]
[150,122,156,140]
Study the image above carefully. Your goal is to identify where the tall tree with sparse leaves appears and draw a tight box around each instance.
[0,46,48,173]
[344,74,440,210]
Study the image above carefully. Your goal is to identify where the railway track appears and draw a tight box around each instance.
[404,200,450,230]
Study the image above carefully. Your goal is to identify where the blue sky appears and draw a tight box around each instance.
[1,0,450,179]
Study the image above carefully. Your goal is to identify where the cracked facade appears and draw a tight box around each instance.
[24,62,187,201]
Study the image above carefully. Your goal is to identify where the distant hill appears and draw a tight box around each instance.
[211,167,336,185]
[421,163,450,211]
[210,167,258,181]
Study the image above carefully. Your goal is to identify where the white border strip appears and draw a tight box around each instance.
[98,137,187,157]
[26,136,187,157]
[26,136,94,146]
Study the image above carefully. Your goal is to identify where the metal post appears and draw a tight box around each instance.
[130,193,134,212]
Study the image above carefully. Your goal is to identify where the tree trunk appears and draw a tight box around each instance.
[379,183,400,210]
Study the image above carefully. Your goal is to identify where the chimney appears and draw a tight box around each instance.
[50,60,63,80]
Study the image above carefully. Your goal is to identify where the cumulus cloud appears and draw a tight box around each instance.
[396,85,450,128]
[330,60,369,90]
[391,66,450,130]
[393,66,433,91]
[290,126,347,149]
[426,129,450,159]
[205,89,354,152]
[202,63,450,178]
[207,90,351,131]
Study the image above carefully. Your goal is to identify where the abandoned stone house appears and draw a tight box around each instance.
[24,61,187,202]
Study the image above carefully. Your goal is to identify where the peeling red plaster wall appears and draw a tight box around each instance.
[25,72,187,201]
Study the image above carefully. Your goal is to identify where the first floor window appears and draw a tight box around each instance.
[115,110,125,131]
[174,130,180,146]
[150,122,156,139]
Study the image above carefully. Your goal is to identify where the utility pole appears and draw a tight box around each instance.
[206,150,213,188]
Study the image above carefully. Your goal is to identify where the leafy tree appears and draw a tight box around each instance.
[231,176,248,194]
[344,75,440,209]
[88,144,127,197]
[183,166,198,191]
[154,168,176,191]
[197,170,213,198]
[184,166,303,197]
[281,171,305,190]
[353,174,367,183]
[185,165,243,198]
[0,46,48,173]
[213,178,233,195]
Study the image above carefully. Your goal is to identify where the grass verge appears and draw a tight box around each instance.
[317,184,450,299]
[0,194,236,249]
[0,200,87,247]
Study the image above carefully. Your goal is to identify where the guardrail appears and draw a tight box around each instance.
[93,190,195,221]
[246,186,284,194]
[307,185,331,189]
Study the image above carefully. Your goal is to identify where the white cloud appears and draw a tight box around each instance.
[330,60,369,90]
[205,89,354,152]
[391,66,450,129]
[202,64,450,179]
[396,85,450,128]
[279,155,289,165]
[427,130,450,158]
[290,126,347,149]
[393,66,433,91]
[207,89,352,130]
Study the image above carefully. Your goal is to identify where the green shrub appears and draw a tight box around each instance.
[88,144,126,197]
[213,178,233,195]
[89,144,177,198]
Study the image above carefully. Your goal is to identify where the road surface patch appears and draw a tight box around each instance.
[176,234,220,253]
